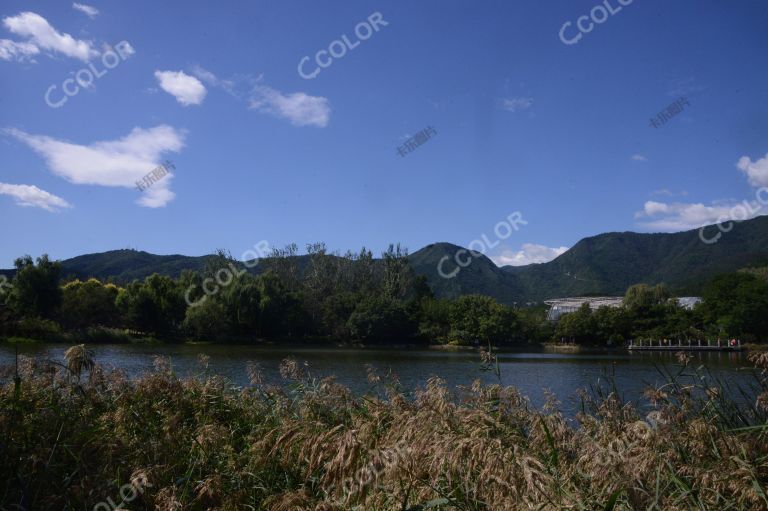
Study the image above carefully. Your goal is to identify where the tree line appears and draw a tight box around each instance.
[554,278,768,345]
[0,246,766,345]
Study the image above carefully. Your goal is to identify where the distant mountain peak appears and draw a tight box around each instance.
[4,216,768,305]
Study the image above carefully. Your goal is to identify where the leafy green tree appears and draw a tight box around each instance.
[518,307,554,344]
[417,298,452,343]
[448,295,519,345]
[555,303,596,344]
[183,298,228,341]
[179,270,204,307]
[257,272,308,338]
[302,242,339,327]
[60,279,120,328]
[8,254,62,319]
[700,273,768,340]
[381,243,412,300]
[624,284,671,311]
[320,292,358,338]
[347,296,415,342]
[351,247,375,294]
[220,274,261,337]
[740,266,768,283]
[411,275,434,302]
[482,305,520,344]
[116,274,185,336]
[592,306,632,345]
[622,284,677,338]
[262,243,301,291]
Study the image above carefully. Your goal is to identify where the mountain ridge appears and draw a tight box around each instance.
[3,216,768,304]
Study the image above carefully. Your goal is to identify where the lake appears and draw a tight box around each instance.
[1,343,759,414]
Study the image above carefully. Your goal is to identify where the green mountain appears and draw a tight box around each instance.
[4,216,768,304]
[500,215,768,301]
[407,242,528,305]
[58,250,218,282]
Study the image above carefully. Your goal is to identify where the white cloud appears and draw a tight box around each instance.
[188,67,325,128]
[72,3,99,19]
[190,65,221,87]
[638,200,672,217]
[491,244,569,267]
[2,11,97,61]
[190,65,239,97]
[0,38,39,61]
[138,185,175,208]
[635,199,765,231]
[107,40,134,58]
[631,154,647,162]
[0,182,71,211]
[737,153,768,188]
[154,70,207,106]
[637,151,768,231]
[501,97,533,113]
[249,85,331,127]
[651,188,688,197]
[5,125,184,208]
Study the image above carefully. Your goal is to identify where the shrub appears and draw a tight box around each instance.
[14,316,62,340]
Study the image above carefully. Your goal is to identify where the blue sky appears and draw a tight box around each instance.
[1,0,767,268]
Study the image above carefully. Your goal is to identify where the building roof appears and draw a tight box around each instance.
[544,295,703,321]
[543,297,624,308]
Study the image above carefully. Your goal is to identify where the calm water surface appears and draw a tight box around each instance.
[0,344,758,413]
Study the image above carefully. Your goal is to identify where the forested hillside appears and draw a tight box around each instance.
[3,216,768,303]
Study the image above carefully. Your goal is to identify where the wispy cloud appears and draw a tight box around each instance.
[249,85,331,127]
[154,70,207,106]
[190,65,240,97]
[5,125,185,208]
[651,188,688,198]
[0,38,39,62]
[501,97,533,113]
[491,243,569,266]
[634,200,765,231]
[666,77,705,97]
[171,66,329,127]
[72,3,99,19]
[2,11,97,61]
[631,154,647,162]
[636,151,768,231]
[0,182,71,211]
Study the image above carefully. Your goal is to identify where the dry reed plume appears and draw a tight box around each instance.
[1,351,767,510]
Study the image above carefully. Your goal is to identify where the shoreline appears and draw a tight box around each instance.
[3,336,765,353]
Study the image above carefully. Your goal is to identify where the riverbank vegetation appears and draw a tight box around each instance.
[554,275,768,346]
[1,249,767,346]
[1,347,767,509]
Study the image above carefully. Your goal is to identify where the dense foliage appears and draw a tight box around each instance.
[554,281,768,345]
[1,250,767,345]
[0,248,548,346]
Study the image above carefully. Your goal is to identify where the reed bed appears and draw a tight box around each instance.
[1,348,767,510]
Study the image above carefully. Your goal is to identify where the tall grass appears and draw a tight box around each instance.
[1,350,767,510]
